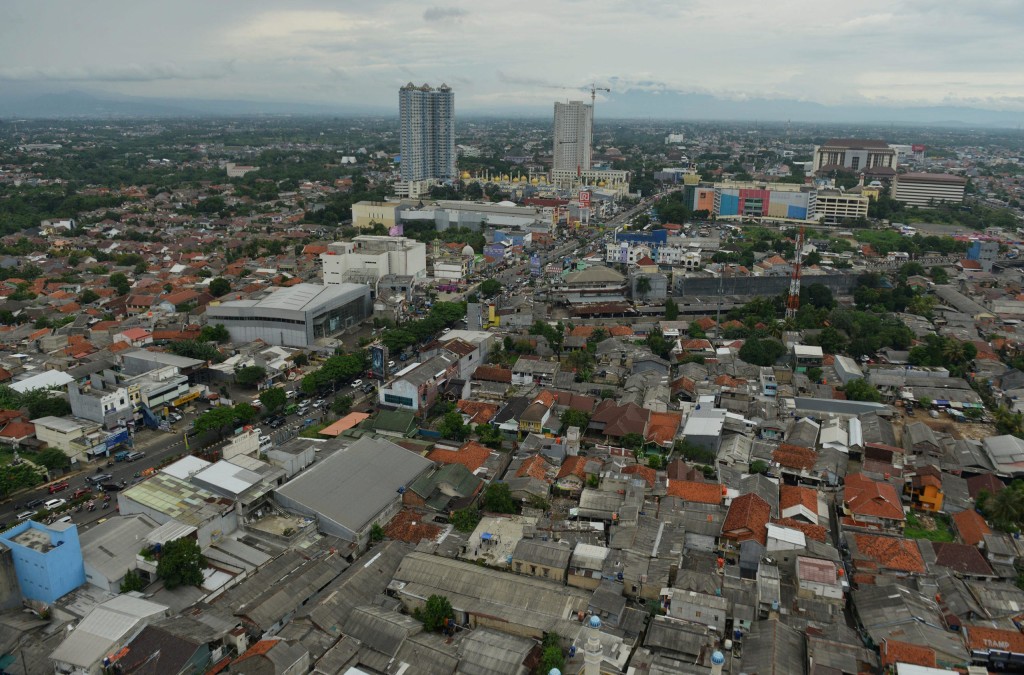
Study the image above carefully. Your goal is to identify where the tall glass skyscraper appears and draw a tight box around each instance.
[399,83,455,182]
[553,100,593,173]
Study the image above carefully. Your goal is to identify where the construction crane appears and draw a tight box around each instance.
[589,82,610,107]
[785,227,806,320]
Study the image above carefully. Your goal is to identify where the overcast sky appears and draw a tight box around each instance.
[2,0,1022,114]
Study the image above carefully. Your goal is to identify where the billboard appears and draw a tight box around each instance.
[578,191,591,207]
[370,343,388,381]
[105,430,130,448]
[388,224,404,237]
[912,144,926,153]
[530,253,542,276]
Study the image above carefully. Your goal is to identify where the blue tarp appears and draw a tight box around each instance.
[481,532,492,540]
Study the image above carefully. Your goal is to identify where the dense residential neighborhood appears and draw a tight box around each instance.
[0,111,1023,675]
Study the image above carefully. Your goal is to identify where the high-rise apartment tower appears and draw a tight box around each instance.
[399,83,456,182]
[553,100,593,173]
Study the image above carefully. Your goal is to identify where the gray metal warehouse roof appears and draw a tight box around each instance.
[276,436,432,533]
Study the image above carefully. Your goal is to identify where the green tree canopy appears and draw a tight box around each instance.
[417,594,455,633]
[478,279,502,297]
[156,537,206,589]
[259,387,287,412]
[35,447,71,470]
[209,277,231,298]
[234,366,266,387]
[560,409,590,434]
[109,272,131,296]
[843,378,882,402]
[482,482,517,514]
[198,323,230,343]
[739,337,786,366]
[438,411,470,441]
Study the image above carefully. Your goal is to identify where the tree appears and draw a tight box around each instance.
[647,454,663,469]
[635,275,652,299]
[193,406,242,437]
[479,279,502,297]
[332,395,354,415]
[417,594,455,633]
[233,403,258,424]
[739,337,786,366]
[109,272,130,296]
[750,460,769,475]
[22,389,71,418]
[537,633,565,675]
[209,277,231,298]
[234,366,266,387]
[621,432,646,450]
[664,297,679,320]
[452,508,481,533]
[930,266,950,284]
[120,569,146,593]
[35,447,70,470]
[482,482,517,514]
[79,289,99,305]
[802,283,834,310]
[198,324,230,343]
[438,411,470,441]
[843,378,882,402]
[259,387,287,412]
[560,409,590,433]
[370,523,385,543]
[156,537,206,589]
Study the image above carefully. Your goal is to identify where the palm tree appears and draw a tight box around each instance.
[635,275,652,300]
[984,487,1024,533]
[942,339,966,364]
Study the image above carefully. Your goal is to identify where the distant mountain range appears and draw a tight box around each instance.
[1,84,1022,128]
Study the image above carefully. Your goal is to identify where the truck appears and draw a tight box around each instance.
[114,450,130,462]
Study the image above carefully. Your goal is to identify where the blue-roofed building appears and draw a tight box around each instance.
[0,520,85,603]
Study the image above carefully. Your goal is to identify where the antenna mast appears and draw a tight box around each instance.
[785,227,805,320]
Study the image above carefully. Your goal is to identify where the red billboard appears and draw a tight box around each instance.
[578,191,591,207]
[912,144,926,153]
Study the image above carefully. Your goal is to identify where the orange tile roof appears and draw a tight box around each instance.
[666,479,723,504]
[853,533,925,574]
[966,625,1024,655]
[695,317,717,330]
[516,455,554,481]
[427,440,491,472]
[557,455,592,480]
[569,325,595,338]
[722,493,771,546]
[608,325,633,337]
[843,473,905,521]
[384,509,442,543]
[952,509,991,547]
[771,517,827,543]
[645,411,681,445]
[108,341,134,354]
[780,485,818,513]
[773,443,818,471]
[621,463,657,487]
[456,400,499,425]
[533,390,556,408]
[0,421,34,439]
[880,639,937,668]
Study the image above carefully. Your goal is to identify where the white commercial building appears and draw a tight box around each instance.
[321,235,427,285]
[815,190,870,223]
[892,172,967,208]
[554,100,593,173]
[399,82,455,183]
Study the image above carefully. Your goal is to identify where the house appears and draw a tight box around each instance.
[518,392,555,434]
[906,464,944,513]
[903,422,942,458]
[952,509,991,547]
[511,356,559,386]
[795,556,844,602]
[510,539,572,583]
[931,542,994,579]
[721,493,772,549]
[965,625,1024,671]
[842,472,905,532]
[779,485,819,524]
[555,455,602,495]
[403,462,484,513]
[231,638,309,674]
[848,533,926,580]
[589,400,649,442]
[378,352,462,413]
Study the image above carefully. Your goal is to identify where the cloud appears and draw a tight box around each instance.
[0,62,232,83]
[423,7,468,22]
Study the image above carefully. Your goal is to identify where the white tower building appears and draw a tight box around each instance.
[554,100,593,173]
[584,615,603,675]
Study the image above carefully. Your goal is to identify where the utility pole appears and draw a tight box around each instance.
[785,227,805,320]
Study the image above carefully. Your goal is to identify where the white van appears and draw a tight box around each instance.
[259,435,273,453]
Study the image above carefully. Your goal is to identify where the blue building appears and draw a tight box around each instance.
[0,521,85,603]
[616,229,668,247]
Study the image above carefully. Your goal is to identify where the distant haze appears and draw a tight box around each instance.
[1,1,1023,126]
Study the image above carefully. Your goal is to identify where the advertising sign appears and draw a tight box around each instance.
[912,144,926,153]
[370,343,388,380]
[105,430,130,448]
[530,253,542,276]
[388,224,404,237]
[578,191,592,207]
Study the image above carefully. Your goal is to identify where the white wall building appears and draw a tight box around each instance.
[892,173,967,208]
[554,100,593,173]
[321,235,427,284]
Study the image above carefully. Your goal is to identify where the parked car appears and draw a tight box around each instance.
[16,511,35,521]
[387,360,396,368]
[351,379,363,388]
[268,416,286,429]
[48,481,69,494]
[362,383,375,394]
[169,412,183,423]
[44,498,66,510]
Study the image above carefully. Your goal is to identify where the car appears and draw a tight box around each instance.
[72,488,91,499]
[126,451,145,462]
[268,417,286,429]
[388,360,395,368]
[443,327,451,334]
[48,481,69,494]
[89,473,113,484]
[169,412,183,423]
[285,389,297,399]
[312,398,325,408]
[44,498,66,510]
[362,383,375,394]
[16,511,35,521]
[55,515,73,524]
[352,379,363,388]
[25,498,44,510]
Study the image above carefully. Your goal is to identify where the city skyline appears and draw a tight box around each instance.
[1,1,1023,123]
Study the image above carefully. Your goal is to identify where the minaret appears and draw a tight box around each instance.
[710,649,725,675]
[584,615,603,675]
